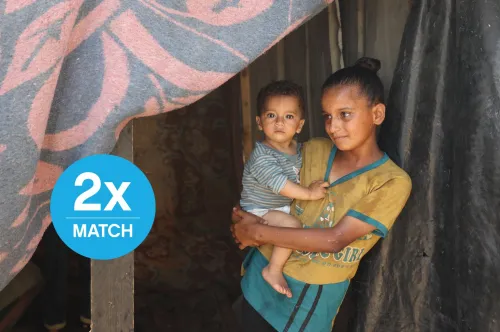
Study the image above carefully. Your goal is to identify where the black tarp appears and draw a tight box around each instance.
[350,1,500,331]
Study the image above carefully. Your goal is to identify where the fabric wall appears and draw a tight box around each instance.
[339,0,409,93]
[132,77,244,331]
[0,0,331,292]
[353,1,500,331]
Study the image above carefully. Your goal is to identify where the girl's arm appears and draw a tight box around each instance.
[231,208,375,253]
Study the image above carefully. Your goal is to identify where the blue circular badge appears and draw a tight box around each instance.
[50,154,156,260]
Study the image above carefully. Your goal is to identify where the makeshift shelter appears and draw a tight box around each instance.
[1,0,499,331]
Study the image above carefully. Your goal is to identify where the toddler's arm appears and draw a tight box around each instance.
[279,179,328,200]
[250,154,328,200]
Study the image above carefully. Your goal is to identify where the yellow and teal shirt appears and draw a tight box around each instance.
[241,138,412,332]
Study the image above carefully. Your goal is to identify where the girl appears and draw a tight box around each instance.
[231,58,412,332]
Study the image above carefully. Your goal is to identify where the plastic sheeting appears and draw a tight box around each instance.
[352,1,500,331]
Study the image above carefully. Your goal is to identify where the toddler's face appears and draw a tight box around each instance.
[256,95,304,144]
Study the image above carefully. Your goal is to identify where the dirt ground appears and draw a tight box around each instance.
[9,280,242,332]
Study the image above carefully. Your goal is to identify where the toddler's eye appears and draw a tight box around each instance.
[286,114,295,119]
[266,113,276,118]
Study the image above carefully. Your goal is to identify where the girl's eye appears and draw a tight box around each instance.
[285,114,295,119]
[266,113,275,118]
[323,114,332,120]
[341,112,352,119]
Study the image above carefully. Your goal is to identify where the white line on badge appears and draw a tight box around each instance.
[66,217,140,219]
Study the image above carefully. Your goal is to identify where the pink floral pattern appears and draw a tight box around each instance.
[0,0,329,291]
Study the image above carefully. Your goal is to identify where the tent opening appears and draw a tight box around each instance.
[4,1,410,331]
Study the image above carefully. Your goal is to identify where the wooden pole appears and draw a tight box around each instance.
[304,23,314,136]
[357,0,365,58]
[327,3,343,72]
[91,122,134,332]
[336,0,344,68]
[240,68,253,162]
[276,40,285,80]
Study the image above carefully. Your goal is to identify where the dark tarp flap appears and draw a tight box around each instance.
[351,1,500,331]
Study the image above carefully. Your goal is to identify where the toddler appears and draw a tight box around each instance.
[240,80,328,298]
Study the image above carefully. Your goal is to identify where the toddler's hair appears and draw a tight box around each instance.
[257,80,305,118]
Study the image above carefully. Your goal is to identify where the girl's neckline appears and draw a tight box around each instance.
[257,140,301,156]
[323,146,389,187]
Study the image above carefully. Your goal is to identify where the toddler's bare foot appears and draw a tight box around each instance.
[262,265,292,298]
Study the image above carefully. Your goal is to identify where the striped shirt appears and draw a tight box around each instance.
[240,141,302,211]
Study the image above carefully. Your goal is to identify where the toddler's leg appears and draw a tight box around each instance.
[260,211,301,298]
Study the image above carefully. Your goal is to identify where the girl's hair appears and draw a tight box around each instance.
[257,80,305,118]
[321,57,384,105]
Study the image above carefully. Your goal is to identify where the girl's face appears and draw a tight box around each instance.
[321,85,385,151]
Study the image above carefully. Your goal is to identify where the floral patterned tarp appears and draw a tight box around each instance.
[0,0,331,292]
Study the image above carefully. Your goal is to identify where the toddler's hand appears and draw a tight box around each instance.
[307,180,329,200]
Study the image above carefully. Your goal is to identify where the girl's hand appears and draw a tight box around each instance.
[230,207,265,249]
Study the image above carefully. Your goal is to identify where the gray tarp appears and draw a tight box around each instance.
[352,1,500,331]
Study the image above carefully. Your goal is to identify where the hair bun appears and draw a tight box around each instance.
[353,57,381,73]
